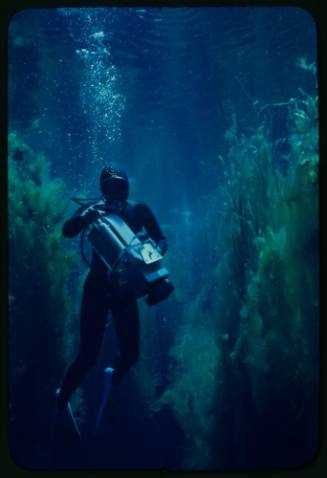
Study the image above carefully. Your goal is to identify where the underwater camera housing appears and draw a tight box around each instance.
[87,214,174,305]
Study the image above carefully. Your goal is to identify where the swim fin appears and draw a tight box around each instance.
[55,388,82,440]
[94,367,114,435]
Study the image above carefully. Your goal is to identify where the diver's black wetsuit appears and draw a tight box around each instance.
[58,200,167,404]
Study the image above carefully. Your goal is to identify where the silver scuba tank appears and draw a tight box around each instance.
[87,214,173,303]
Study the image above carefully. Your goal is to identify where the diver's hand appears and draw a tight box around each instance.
[157,238,167,256]
[81,206,103,226]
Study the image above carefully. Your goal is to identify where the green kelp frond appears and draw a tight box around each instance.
[229,91,319,462]
[152,289,222,469]
[152,91,319,468]
[8,132,84,434]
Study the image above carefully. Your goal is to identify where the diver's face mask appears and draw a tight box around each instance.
[101,176,129,202]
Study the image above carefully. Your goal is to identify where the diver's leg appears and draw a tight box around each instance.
[110,297,140,386]
[57,272,109,408]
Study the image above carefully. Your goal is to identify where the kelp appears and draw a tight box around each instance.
[151,90,319,468]
[8,133,85,461]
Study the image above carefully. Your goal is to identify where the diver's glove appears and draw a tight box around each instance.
[81,206,102,226]
[157,238,167,256]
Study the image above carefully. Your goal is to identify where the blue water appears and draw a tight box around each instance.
[8,6,319,471]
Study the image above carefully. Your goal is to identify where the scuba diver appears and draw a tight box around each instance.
[56,165,172,421]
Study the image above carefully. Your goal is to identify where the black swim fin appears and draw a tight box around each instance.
[55,388,82,440]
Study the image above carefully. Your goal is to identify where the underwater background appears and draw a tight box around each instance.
[8,6,319,471]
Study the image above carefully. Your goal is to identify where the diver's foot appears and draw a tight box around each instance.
[55,388,68,412]
[104,366,115,377]
[110,367,122,386]
[55,388,82,439]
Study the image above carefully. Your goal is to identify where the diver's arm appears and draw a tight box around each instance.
[137,203,168,255]
[62,206,88,238]
[63,203,104,238]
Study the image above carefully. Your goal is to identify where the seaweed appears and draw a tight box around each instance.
[8,132,85,463]
[151,91,319,468]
